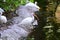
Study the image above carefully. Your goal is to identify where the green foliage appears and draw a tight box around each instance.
[27,38,34,40]
[42,0,60,40]
[0,0,34,11]
[0,0,21,11]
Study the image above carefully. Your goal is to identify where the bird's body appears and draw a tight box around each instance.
[0,15,7,24]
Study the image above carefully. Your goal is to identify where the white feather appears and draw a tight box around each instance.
[25,2,40,9]
[19,17,34,25]
[0,15,7,23]
[0,8,4,15]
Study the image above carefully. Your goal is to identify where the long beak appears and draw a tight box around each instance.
[33,13,39,20]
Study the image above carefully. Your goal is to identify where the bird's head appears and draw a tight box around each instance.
[25,2,40,12]
[24,2,39,23]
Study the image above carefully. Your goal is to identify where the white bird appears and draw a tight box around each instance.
[0,8,7,24]
[0,2,39,40]
[25,2,40,10]
[21,2,39,25]
[18,2,40,25]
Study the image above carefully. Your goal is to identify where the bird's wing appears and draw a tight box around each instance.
[19,17,33,25]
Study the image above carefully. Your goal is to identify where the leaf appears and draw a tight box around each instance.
[43,25,53,28]
[57,29,60,33]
